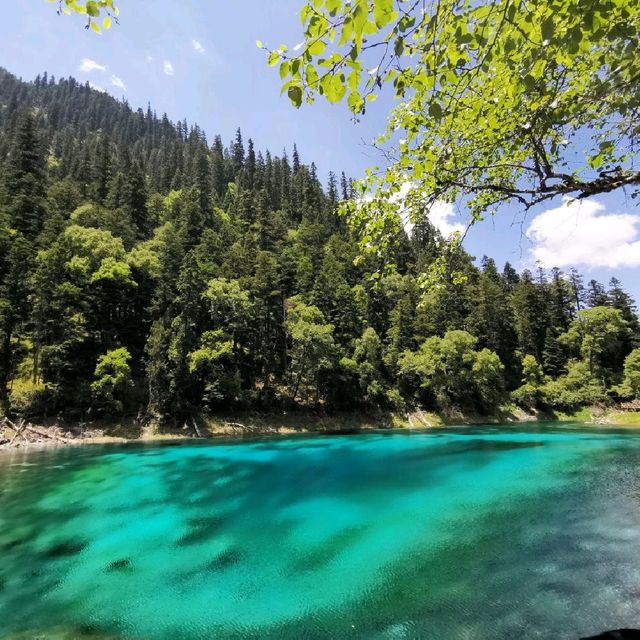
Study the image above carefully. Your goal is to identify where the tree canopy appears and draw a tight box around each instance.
[0,64,637,421]
[264,0,640,261]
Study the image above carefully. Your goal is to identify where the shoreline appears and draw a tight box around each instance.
[2,407,640,453]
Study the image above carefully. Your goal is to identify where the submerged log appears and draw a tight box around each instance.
[1,416,71,447]
[224,421,251,435]
[24,425,71,444]
[221,421,277,434]
[225,422,247,430]
[223,421,253,435]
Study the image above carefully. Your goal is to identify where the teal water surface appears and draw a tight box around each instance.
[2,424,640,639]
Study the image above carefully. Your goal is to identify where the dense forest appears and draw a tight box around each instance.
[0,66,639,423]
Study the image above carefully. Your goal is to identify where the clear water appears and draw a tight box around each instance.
[1,424,640,639]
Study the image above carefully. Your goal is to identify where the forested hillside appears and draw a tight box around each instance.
[0,67,639,422]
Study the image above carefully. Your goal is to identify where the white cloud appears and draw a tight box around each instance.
[426,201,466,238]
[191,39,205,54]
[527,197,640,268]
[110,75,126,92]
[163,60,174,76]
[146,54,154,63]
[79,58,106,73]
[391,183,465,239]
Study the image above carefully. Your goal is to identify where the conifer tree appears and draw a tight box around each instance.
[231,127,245,177]
[3,112,46,239]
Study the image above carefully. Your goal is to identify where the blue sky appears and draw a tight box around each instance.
[1,1,639,300]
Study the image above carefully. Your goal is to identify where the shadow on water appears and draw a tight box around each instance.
[1,425,640,638]
[105,559,132,573]
[247,452,640,639]
[287,524,370,575]
[175,515,226,546]
[42,540,88,559]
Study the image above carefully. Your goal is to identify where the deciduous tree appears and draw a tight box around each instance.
[266,0,640,262]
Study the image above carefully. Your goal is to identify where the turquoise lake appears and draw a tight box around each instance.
[1,424,640,639]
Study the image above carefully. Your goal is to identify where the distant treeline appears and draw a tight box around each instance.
[0,67,638,422]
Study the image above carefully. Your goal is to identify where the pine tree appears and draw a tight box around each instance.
[548,268,573,332]
[542,327,566,377]
[587,279,608,307]
[468,257,520,387]
[502,262,520,291]
[292,144,300,174]
[511,270,548,360]
[340,172,349,201]
[122,160,149,237]
[232,127,244,177]
[568,268,587,314]
[244,138,256,190]
[211,135,226,198]
[192,146,213,229]
[608,277,640,349]
[0,234,32,407]
[608,278,639,327]
[92,133,112,203]
[327,171,338,210]
[2,112,47,239]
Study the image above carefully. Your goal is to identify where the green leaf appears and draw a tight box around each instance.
[103,15,111,29]
[347,90,364,113]
[306,64,319,86]
[339,16,353,45]
[86,1,100,17]
[373,0,394,28]
[588,153,604,169]
[541,17,554,41]
[598,140,615,154]
[299,4,312,25]
[347,69,360,91]
[326,0,343,15]
[75,4,88,15]
[308,39,326,55]
[399,15,416,32]
[428,102,443,119]
[530,59,546,79]
[322,73,347,103]
[256,39,263,48]
[288,85,303,107]
[352,0,367,36]
[90,20,101,33]
[280,60,291,80]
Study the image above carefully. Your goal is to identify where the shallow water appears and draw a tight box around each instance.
[1,424,640,639]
